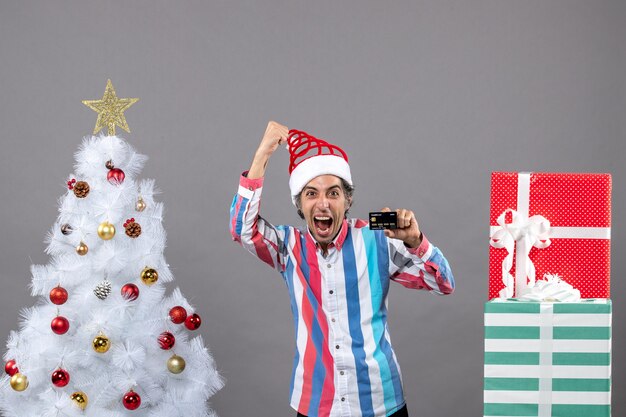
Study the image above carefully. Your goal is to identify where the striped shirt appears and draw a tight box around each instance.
[230,173,455,417]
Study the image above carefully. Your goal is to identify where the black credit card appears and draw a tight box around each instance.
[368,211,398,230]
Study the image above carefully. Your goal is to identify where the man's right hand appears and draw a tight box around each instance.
[256,121,290,158]
[248,121,289,179]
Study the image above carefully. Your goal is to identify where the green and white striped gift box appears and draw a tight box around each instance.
[484,299,612,417]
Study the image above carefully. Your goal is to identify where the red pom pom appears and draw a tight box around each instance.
[107,168,125,185]
[158,332,176,350]
[51,368,70,387]
[49,286,68,305]
[5,360,18,376]
[169,306,187,324]
[121,283,139,301]
[122,390,141,410]
[51,316,70,335]
[185,314,202,330]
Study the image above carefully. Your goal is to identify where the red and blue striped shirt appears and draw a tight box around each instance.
[230,173,454,417]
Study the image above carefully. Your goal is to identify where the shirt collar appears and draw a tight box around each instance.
[306,218,349,253]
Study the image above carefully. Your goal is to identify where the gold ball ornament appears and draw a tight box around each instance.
[76,241,89,256]
[97,221,116,240]
[135,197,146,212]
[141,267,158,286]
[10,373,29,391]
[93,334,111,353]
[167,354,186,374]
[70,391,88,410]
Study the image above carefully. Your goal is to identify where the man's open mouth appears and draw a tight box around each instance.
[314,216,333,237]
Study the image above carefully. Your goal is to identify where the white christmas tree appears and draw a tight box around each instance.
[0,81,223,416]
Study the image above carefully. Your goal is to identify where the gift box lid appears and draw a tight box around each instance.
[490,172,611,228]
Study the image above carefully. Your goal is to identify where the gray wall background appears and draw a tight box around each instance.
[1,1,624,416]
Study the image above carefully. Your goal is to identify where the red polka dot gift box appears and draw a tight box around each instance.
[488,172,611,299]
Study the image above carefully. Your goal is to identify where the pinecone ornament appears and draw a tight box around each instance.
[73,181,90,198]
[124,218,141,238]
[94,280,112,300]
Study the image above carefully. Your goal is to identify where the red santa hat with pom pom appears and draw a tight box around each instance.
[287,129,352,205]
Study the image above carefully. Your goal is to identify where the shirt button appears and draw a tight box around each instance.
[329,290,334,295]
[341,397,346,402]
[327,264,332,268]
[248,186,253,191]
[335,345,340,349]
[418,250,424,256]
[340,371,344,375]
[331,318,336,322]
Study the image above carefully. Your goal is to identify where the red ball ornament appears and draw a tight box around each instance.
[121,283,140,301]
[51,316,70,335]
[185,313,202,330]
[157,332,175,350]
[51,368,70,387]
[5,359,18,377]
[169,306,187,324]
[107,168,125,185]
[122,390,141,410]
[49,286,68,305]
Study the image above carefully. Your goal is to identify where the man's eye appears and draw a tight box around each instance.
[330,191,339,197]
[306,191,316,197]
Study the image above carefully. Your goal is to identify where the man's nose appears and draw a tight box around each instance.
[316,197,330,208]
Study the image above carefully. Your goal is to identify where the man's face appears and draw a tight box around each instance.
[300,175,351,246]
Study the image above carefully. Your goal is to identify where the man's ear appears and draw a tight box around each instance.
[344,198,352,217]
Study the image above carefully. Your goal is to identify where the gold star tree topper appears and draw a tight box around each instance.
[83,79,139,136]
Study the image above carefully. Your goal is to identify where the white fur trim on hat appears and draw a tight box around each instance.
[289,154,352,205]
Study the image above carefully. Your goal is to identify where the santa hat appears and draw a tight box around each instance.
[287,129,352,205]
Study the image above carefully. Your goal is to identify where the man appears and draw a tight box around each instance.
[230,121,454,417]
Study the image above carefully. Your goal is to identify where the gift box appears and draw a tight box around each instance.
[489,172,612,299]
[484,299,612,417]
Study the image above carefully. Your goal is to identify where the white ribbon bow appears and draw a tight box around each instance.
[517,273,581,302]
[490,208,552,298]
